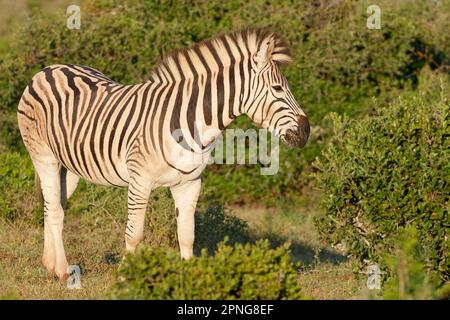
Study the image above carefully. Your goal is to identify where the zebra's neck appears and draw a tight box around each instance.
[145,61,250,153]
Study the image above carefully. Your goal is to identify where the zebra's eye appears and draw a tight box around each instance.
[272,85,283,92]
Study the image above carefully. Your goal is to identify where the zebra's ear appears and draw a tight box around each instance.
[254,36,275,69]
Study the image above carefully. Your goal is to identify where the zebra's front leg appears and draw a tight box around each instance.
[170,179,201,259]
[125,177,153,252]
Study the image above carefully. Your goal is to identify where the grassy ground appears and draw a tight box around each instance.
[0,201,122,299]
[0,187,369,300]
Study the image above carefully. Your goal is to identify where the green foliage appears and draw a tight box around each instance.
[383,227,450,300]
[0,0,448,205]
[0,151,37,220]
[112,240,304,300]
[0,111,23,153]
[313,81,450,282]
[0,0,447,300]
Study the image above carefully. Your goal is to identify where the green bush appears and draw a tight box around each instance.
[382,227,449,300]
[313,83,450,281]
[0,0,448,205]
[112,240,305,299]
[0,151,37,220]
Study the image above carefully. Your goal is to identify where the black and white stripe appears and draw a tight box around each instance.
[17,29,309,280]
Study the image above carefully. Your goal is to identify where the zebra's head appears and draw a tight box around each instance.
[245,32,310,148]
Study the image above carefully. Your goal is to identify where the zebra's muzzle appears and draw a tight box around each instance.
[282,115,310,148]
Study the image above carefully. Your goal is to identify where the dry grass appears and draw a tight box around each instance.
[0,209,122,299]
[298,263,372,300]
[0,191,368,300]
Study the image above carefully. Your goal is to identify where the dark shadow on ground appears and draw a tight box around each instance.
[258,232,347,266]
[193,201,347,266]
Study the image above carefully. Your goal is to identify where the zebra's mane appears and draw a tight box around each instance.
[148,29,292,82]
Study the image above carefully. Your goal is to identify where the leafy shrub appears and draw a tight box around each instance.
[0,0,448,205]
[313,84,449,281]
[112,240,304,299]
[382,227,449,300]
[0,151,37,220]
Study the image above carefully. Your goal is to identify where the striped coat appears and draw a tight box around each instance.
[18,29,309,281]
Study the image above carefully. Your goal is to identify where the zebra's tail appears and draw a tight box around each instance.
[35,171,44,207]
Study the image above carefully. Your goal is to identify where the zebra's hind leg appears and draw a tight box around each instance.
[124,176,153,252]
[60,167,80,209]
[33,156,69,282]
[170,179,201,259]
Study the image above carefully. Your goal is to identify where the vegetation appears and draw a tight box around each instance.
[0,151,37,221]
[382,227,450,300]
[0,0,448,299]
[313,78,449,282]
[112,240,304,300]
[1,0,448,206]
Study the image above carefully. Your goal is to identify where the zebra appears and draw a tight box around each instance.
[17,29,310,281]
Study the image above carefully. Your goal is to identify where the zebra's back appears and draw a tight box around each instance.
[18,64,151,186]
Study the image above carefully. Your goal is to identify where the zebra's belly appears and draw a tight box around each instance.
[77,169,130,187]
[152,165,206,188]
[54,146,130,187]
[152,153,210,187]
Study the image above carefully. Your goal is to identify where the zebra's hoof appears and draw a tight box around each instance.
[59,273,70,283]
